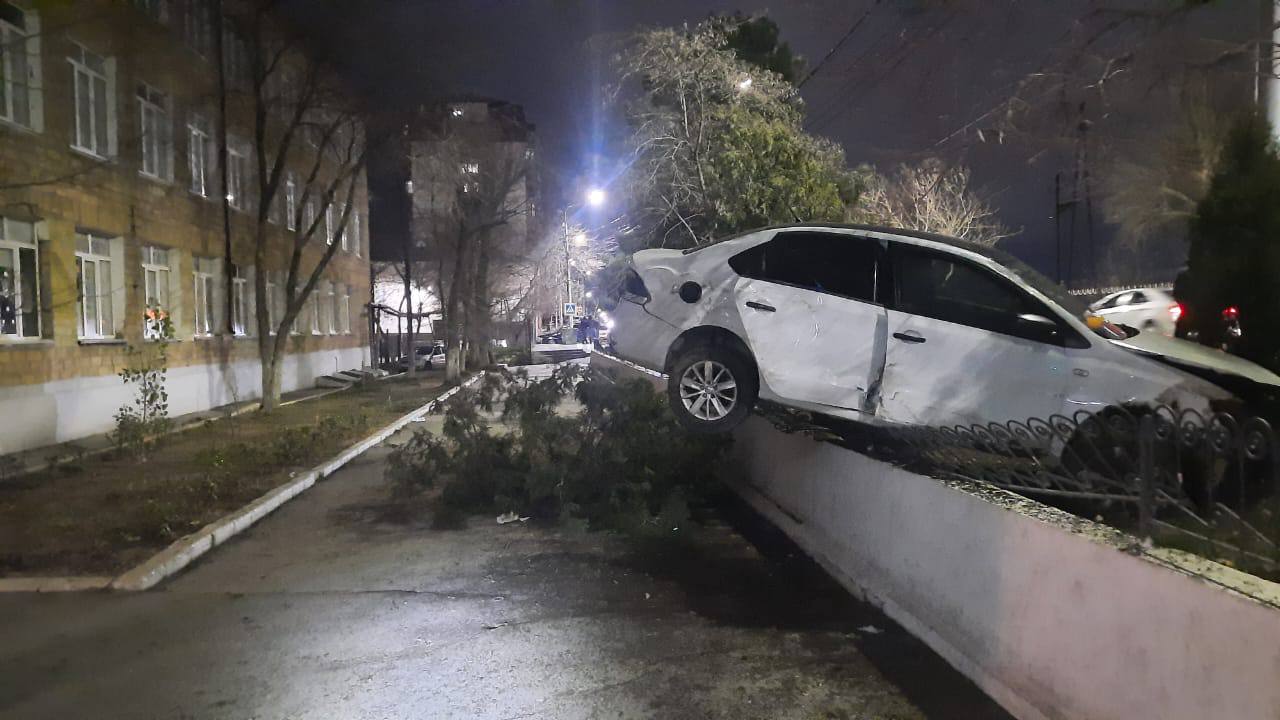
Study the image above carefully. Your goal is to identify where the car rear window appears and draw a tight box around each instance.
[728,231,880,302]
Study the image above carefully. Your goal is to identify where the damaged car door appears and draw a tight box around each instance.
[879,241,1082,428]
[728,231,887,414]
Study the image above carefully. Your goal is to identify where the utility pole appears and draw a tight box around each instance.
[562,207,573,325]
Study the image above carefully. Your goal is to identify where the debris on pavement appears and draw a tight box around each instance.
[496,512,530,524]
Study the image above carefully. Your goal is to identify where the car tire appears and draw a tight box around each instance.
[667,344,758,434]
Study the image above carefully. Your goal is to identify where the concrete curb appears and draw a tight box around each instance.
[110,372,484,591]
[1,374,482,593]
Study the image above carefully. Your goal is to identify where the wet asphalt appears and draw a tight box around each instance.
[0,414,1013,720]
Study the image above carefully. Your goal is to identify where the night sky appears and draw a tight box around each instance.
[297,0,1261,283]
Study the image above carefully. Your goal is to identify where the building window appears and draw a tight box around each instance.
[324,204,335,245]
[264,273,278,334]
[141,245,171,339]
[132,0,168,24]
[0,5,37,130]
[192,256,217,336]
[181,0,213,58]
[303,198,316,235]
[285,173,297,230]
[69,43,113,157]
[137,83,172,180]
[323,282,336,334]
[0,217,39,339]
[461,161,479,192]
[75,233,116,339]
[227,143,247,210]
[188,114,209,196]
[308,291,321,335]
[338,285,351,334]
[351,211,361,257]
[231,267,249,336]
[222,25,249,89]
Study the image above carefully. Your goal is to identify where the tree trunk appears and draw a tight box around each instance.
[403,254,415,378]
[443,229,471,383]
[466,233,493,367]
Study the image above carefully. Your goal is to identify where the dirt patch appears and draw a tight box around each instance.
[0,374,449,578]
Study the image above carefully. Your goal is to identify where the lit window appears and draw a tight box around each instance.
[0,217,39,339]
[75,233,117,339]
[325,204,335,245]
[137,83,172,180]
[69,43,114,157]
[141,245,171,339]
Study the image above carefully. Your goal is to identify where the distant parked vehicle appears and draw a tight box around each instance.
[1088,287,1179,336]
[396,342,446,371]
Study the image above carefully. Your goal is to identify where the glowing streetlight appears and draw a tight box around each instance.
[573,232,588,246]
[737,76,753,91]
[585,188,606,207]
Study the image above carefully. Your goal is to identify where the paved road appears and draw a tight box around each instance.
[0,414,1012,719]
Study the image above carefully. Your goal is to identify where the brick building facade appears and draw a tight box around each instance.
[0,0,370,454]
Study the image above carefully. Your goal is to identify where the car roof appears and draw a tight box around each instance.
[684,223,1000,259]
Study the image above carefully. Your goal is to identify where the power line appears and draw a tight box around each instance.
[796,0,881,90]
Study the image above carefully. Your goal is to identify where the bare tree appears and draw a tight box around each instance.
[236,4,373,409]
[412,134,532,380]
[856,159,1010,245]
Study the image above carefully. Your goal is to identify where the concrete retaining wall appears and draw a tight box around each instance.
[592,353,1280,720]
[0,346,368,454]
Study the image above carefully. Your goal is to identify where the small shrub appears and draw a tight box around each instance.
[111,311,174,459]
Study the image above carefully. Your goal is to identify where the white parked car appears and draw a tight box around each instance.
[609,224,1280,434]
[398,342,446,372]
[1088,287,1180,336]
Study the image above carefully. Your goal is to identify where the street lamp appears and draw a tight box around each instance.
[560,188,606,334]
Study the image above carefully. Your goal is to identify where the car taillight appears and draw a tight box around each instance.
[1169,303,1183,322]
[1222,306,1239,321]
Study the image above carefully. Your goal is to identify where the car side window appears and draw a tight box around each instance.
[728,231,879,302]
[1128,291,1148,304]
[892,244,1076,345]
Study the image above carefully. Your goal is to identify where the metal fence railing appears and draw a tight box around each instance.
[755,402,1280,581]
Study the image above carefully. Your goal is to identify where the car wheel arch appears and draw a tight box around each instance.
[664,326,758,378]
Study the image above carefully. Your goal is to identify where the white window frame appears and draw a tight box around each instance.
[0,8,40,131]
[193,258,216,337]
[141,245,171,339]
[182,0,213,58]
[308,291,321,335]
[324,204,335,245]
[69,42,114,158]
[137,82,172,180]
[339,285,351,334]
[75,233,116,339]
[351,211,361,257]
[323,282,336,334]
[0,217,40,340]
[187,113,209,196]
[285,173,297,230]
[264,273,278,334]
[231,268,248,336]
[227,143,247,210]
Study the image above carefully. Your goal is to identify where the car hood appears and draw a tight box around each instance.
[1110,332,1280,387]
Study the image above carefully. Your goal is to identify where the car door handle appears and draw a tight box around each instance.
[745,301,776,312]
[892,331,926,344]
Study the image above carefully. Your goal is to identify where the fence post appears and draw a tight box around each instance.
[1137,414,1157,542]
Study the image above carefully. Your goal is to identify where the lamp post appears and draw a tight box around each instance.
[560,188,605,330]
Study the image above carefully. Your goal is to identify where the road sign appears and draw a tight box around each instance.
[563,302,576,316]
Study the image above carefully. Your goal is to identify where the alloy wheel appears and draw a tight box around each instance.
[679,360,738,421]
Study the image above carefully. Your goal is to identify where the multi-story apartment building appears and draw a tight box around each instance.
[0,0,370,455]
[369,96,540,354]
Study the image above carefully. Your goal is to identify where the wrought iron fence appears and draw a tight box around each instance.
[756,402,1280,581]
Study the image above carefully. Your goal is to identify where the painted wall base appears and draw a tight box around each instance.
[0,346,369,455]
[731,416,1280,720]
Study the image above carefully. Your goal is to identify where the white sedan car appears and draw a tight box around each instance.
[609,224,1280,434]
[1088,287,1180,335]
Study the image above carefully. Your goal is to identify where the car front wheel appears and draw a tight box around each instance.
[667,345,757,434]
